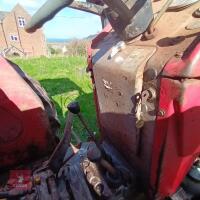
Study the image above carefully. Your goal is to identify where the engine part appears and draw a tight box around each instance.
[182,160,200,196]
[170,188,190,200]
[82,158,112,197]
[87,143,117,176]
[0,141,131,200]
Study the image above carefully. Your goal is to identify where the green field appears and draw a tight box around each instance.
[13,56,98,141]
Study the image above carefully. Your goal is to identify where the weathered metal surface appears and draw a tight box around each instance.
[7,59,60,136]
[92,37,156,181]
[1,0,200,199]
[103,0,153,40]
[169,0,200,10]
[89,1,200,199]
[141,1,200,78]
[145,0,173,40]
[25,0,73,33]
[69,1,105,16]
[0,57,55,169]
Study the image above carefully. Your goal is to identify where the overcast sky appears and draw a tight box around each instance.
[0,0,102,39]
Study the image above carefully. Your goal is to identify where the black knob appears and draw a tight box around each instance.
[67,101,80,114]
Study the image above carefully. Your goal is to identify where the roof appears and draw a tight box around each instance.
[0,11,9,22]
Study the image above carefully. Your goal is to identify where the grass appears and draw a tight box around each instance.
[12,56,98,141]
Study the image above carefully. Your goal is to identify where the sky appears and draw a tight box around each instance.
[0,0,102,39]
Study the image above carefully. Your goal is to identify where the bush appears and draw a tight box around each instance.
[48,46,56,55]
[66,40,89,56]
[47,39,90,57]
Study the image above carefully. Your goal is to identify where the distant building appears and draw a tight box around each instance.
[0,4,47,57]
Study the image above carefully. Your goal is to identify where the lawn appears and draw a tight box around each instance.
[12,56,98,141]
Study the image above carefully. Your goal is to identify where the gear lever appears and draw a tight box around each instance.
[67,101,97,143]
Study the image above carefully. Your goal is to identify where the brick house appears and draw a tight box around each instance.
[0,4,47,57]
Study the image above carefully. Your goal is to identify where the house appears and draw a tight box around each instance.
[0,4,47,57]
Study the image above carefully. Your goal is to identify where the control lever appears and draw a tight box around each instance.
[47,107,74,173]
[67,101,97,143]
[72,129,82,148]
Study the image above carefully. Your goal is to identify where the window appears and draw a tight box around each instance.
[18,17,26,27]
[10,35,18,41]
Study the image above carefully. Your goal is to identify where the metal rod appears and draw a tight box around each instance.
[48,112,74,172]
[77,113,97,142]
[150,0,173,30]
[100,159,117,176]
[69,2,104,15]
[72,129,82,146]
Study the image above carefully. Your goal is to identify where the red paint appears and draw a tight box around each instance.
[0,57,53,168]
[151,43,200,198]
[163,43,200,78]
[7,170,32,190]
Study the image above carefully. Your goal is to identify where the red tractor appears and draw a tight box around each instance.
[0,0,200,199]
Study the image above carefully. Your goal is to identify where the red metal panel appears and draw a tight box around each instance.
[151,43,200,199]
[0,56,53,168]
[162,43,200,78]
[7,170,32,190]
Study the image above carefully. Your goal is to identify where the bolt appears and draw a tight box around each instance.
[136,119,144,128]
[95,184,104,195]
[175,51,183,58]
[34,176,41,185]
[143,68,158,82]
[193,8,200,18]
[158,109,165,117]
[82,159,90,168]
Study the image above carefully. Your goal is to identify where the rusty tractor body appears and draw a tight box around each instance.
[0,0,200,199]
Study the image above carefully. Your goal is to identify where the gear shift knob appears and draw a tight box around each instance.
[67,101,80,114]
[67,101,97,143]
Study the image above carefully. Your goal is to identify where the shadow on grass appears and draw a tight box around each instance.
[39,78,98,141]
[40,78,85,97]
